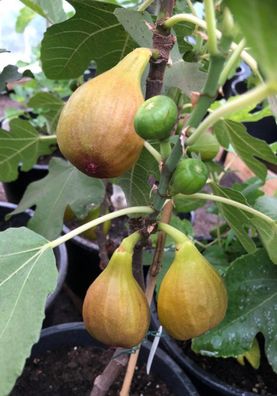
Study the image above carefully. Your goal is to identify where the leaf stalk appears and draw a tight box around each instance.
[186,82,275,145]
[179,193,275,224]
[48,206,154,249]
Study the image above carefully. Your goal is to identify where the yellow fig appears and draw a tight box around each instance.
[157,223,227,341]
[57,48,152,178]
[82,232,150,347]
[63,205,111,241]
[80,207,111,241]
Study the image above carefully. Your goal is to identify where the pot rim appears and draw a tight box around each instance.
[31,321,199,396]
[63,223,99,252]
[151,304,259,396]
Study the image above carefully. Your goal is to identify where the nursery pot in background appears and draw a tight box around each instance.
[3,164,48,204]
[230,63,277,145]
[0,201,68,313]
[11,322,199,396]
[151,306,275,396]
[62,224,102,300]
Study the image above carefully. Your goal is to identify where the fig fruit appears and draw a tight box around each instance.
[134,95,178,140]
[57,48,152,178]
[171,158,208,195]
[187,132,220,161]
[157,234,228,340]
[64,206,111,241]
[80,207,111,241]
[82,232,150,347]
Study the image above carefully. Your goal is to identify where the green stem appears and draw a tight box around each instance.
[186,0,197,17]
[152,30,232,212]
[48,206,154,249]
[204,0,218,55]
[120,231,141,253]
[143,141,162,163]
[160,139,172,160]
[40,135,57,144]
[218,38,246,87]
[163,13,259,77]
[188,52,230,128]
[138,0,155,12]
[158,222,190,244]
[186,0,197,16]
[179,193,275,224]
[187,82,275,145]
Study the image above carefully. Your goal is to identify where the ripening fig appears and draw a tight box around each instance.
[157,223,227,340]
[57,48,152,178]
[80,207,111,241]
[83,232,150,348]
[63,205,111,241]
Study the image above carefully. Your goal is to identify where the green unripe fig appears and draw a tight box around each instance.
[187,133,220,161]
[157,239,228,340]
[171,158,208,195]
[134,95,178,140]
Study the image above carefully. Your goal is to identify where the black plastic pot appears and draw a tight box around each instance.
[62,224,102,300]
[0,201,68,312]
[29,322,199,396]
[3,164,48,204]
[222,64,250,100]
[230,63,277,145]
[151,306,259,396]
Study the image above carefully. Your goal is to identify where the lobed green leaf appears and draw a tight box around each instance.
[0,119,56,182]
[192,249,277,372]
[226,0,277,82]
[0,227,57,396]
[214,120,277,181]
[28,92,64,132]
[116,144,159,206]
[41,0,136,79]
[9,158,105,240]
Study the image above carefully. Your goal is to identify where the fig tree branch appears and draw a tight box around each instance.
[119,200,173,396]
[90,349,129,396]
[119,3,176,395]
[152,29,232,212]
[145,1,176,99]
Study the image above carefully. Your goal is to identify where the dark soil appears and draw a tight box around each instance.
[182,340,277,395]
[11,346,173,396]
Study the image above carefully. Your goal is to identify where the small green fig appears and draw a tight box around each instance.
[134,95,178,140]
[171,158,208,195]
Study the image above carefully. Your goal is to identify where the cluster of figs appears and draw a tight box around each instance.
[56,48,227,347]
